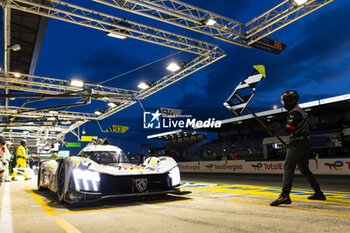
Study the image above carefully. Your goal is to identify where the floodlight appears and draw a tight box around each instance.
[106,32,127,39]
[137,81,151,90]
[273,105,278,109]
[70,79,85,88]
[94,110,102,115]
[166,62,181,72]
[9,44,21,51]
[289,0,308,6]
[108,102,117,108]
[49,111,58,114]
[204,18,217,26]
[293,0,308,5]
[14,73,21,78]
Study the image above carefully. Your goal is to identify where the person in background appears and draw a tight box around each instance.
[12,139,30,181]
[0,136,5,180]
[230,150,238,160]
[270,90,326,206]
[51,153,59,160]
[2,141,12,182]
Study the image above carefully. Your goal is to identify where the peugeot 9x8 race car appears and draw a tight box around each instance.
[37,139,187,203]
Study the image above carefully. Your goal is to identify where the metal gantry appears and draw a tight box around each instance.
[92,0,247,47]
[0,71,138,99]
[245,0,335,44]
[92,0,334,46]
[2,0,224,56]
[0,0,334,146]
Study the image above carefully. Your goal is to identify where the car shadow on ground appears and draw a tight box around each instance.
[32,189,192,212]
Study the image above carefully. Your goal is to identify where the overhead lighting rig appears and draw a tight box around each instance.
[0,0,334,144]
[202,17,217,26]
[69,79,85,88]
[290,0,309,6]
[166,62,182,72]
[137,81,154,90]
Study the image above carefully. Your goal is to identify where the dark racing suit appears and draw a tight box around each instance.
[276,104,322,195]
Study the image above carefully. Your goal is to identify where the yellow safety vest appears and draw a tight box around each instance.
[17,145,28,160]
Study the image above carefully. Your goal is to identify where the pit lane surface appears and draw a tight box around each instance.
[1,174,350,233]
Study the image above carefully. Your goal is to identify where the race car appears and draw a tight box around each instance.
[37,139,187,203]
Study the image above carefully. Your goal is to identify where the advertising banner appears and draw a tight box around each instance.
[106,125,130,133]
[178,158,350,175]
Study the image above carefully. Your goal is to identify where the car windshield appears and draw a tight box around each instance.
[79,151,129,164]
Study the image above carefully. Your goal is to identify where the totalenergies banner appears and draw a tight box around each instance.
[178,158,350,175]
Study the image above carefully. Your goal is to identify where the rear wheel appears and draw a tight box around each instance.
[56,162,66,202]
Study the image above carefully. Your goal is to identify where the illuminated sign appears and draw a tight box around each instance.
[66,142,81,147]
[58,150,70,157]
[81,136,98,142]
[251,37,286,55]
[106,125,130,133]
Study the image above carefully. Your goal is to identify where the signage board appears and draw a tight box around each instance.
[107,125,129,133]
[58,150,70,157]
[66,142,81,147]
[251,37,286,55]
[81,136,98,142]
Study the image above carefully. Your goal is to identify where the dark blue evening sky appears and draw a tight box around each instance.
[31,0,350,153]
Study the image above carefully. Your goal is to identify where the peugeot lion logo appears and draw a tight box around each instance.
[135,178,147,192]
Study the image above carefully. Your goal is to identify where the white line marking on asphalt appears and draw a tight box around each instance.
[31,205,41,208]
[134,202,161,209]
[206,193,243,198]
[188,195,206,199]
[0,183,14,233]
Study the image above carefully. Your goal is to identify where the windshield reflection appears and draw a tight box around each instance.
[79,151,130,164]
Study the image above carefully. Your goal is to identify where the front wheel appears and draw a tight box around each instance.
[37,165,48,191]
[56,162,66,202]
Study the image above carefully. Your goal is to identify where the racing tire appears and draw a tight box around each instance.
[56,161,66,202]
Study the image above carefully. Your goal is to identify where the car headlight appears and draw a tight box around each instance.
[168,166,181,187]
[72,168,100,192]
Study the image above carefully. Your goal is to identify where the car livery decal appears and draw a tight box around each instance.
[119,165,145,170]
[67,157,90,164]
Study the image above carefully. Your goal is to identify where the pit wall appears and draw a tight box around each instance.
[178,158,350,175]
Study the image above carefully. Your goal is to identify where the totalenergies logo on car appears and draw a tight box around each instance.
[251,163,263,171]
[324,161,344,171]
